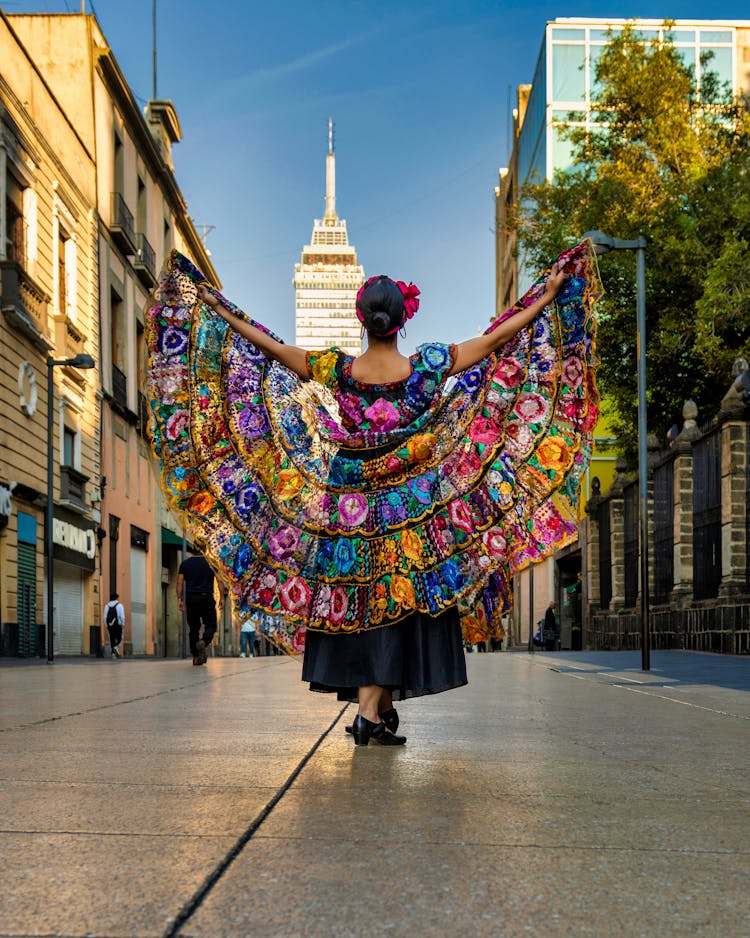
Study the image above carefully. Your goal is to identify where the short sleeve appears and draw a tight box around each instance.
[413,342,457,385]
[306,348,344,389]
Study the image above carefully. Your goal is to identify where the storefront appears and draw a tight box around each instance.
[51,507,96,656]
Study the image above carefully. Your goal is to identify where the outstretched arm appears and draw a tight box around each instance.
[448,264,565,376]
[197,286,309,379]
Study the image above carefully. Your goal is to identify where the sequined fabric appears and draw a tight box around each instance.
[145,243,600,653]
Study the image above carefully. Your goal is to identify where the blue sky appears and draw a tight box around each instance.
[7,0,750,350]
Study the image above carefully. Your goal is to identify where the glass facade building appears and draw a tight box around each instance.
[517,20,740,191]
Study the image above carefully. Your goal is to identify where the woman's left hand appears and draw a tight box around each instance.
[544,262,566,299]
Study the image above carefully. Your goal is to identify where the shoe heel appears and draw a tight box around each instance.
[351,714,374,746]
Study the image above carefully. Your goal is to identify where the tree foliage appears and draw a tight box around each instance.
[510,24,750,461]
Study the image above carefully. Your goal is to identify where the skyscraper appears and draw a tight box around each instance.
[294,119,364,356]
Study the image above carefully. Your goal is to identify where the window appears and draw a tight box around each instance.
[163,216,172,255]
[701,46,733,91]
[552,43,586,103]
[110,286,125,370]
[114,131,124,196]
[58,230,67,315]
[552,124,577,174]
[6,172,25,265]
[137,176,147,234]
[63,426,76,467]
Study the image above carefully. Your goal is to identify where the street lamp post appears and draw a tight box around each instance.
[46,353,96,663]
[581,231,650,671]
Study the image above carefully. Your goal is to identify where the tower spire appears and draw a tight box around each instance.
[323,116,337,225]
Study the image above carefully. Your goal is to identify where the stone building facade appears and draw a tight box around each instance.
[1,11,218,657]
[0,10,99,656]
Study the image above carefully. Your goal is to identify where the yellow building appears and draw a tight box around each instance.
[0,10,98,655]
[2,11,218,658]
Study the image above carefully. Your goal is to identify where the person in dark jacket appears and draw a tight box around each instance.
[177,548,222,665]
[544,601,559,651]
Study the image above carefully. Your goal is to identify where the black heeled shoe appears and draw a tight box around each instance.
[351,714,406,747]
[346,707,400,736]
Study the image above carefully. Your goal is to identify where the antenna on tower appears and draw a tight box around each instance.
[152,0,157,99]
[329,116,334,155]
[194,224,216,256]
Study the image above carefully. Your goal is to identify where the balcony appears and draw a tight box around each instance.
[0,260,52,352]
[110,192,136,255]
[133,232,156,287]
[112,363,127,408]
[59,465,89,513]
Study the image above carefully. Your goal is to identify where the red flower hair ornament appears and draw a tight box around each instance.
[356,275,421,335]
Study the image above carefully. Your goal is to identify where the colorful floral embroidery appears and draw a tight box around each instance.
[145,243,600,653]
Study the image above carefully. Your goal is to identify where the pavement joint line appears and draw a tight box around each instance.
[610,683,750,721]
[0,661,284,734]
[540,665,750,722]
[163,701,351,938]
[239,834,750,856]
[0,828,236,838]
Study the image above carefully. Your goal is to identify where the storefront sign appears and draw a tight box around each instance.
[53,518,96,559]
[53,507,97,571]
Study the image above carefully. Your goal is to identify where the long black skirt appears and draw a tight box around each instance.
[301,607,467,701]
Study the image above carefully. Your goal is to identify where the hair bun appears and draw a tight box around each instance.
[369,310,391,335]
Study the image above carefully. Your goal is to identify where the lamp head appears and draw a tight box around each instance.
[67,354,96,369]
[581,230,615,255]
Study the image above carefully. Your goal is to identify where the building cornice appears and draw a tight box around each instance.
[94,48,218,285]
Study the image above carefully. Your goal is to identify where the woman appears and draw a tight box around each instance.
[146,242,599,745]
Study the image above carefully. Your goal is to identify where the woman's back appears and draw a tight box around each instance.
[348,347,413,385]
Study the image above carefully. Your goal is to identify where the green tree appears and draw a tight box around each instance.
[511,24,750,461]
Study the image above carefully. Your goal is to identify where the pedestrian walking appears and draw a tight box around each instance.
[177,548,222,666]
[544,600,559,651]
[146,239,601,743]
[239,613,256,658]
[103,593,125,658]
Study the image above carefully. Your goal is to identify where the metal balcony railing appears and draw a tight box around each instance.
[110,192,136,255]
[133,232,156,287]
[112,363,127,408]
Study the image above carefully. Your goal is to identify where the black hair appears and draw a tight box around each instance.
[356,276,405,337]
[110,592,118,601]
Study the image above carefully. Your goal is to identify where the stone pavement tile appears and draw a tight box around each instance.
[0,780,276,836]
[249,785,750,853]
[0,725,334,758]
[0,657,308,731]
[179,838,749,938]
[292,742,747,804]
[0,748,311,789]
[0,831,237,938]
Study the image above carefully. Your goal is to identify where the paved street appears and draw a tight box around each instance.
[1,649,749,937]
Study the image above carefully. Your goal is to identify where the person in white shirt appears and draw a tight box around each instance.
[103,593,125,658]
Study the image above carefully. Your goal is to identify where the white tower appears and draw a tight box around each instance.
[294,119,365,356]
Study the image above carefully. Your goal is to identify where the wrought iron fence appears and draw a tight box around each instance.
[598,499,612,610]
[112,364,127,408]
[653,459,675,604]
[623,481,639,608]
[693,429,722,600]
